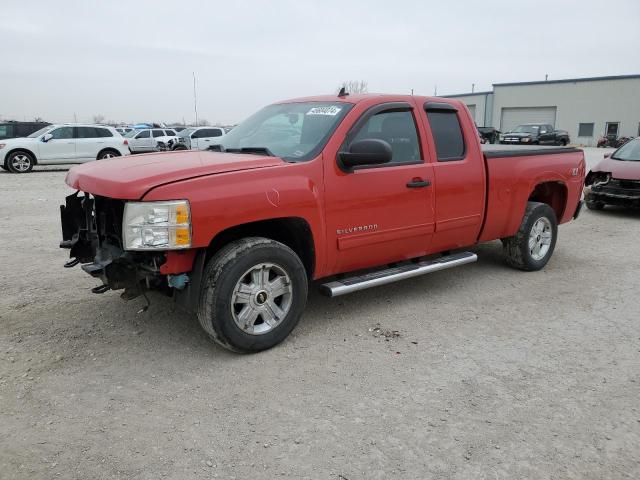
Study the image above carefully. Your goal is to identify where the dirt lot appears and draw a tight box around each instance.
[1,148,638,479]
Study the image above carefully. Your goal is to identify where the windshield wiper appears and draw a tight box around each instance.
[224,147,275,157]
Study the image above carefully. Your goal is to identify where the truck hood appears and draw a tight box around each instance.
[590,157,640,180]
[66,150,284,199]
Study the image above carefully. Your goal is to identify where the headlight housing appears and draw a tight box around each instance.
[123,200,191,250]
[521,137,531,142]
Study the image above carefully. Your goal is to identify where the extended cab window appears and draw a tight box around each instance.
[426,109,465,161]
[351,110,421,164]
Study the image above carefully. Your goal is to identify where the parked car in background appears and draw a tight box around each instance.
[115,127,133,136]
[0,121,51,140]
[0,124,129,173]
[477,126,500,144]
[584,137,640,210]
[125,128,178,153]
[500,124,570,146]
[173,126,225,150]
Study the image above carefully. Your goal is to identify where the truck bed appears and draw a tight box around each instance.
[478,145,585,242]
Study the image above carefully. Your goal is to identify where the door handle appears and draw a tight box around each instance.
[406,179,431,188]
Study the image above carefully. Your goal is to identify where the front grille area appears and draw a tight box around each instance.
[592,178,640,197]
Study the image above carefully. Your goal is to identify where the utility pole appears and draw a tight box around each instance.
[434,85,437,96]
[545,74,548,81]
[74,113,77,123]
[472,83,475,93]
[411,88,414,95]
[193,72,199,126]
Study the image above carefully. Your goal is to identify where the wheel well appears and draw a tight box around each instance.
[97,148,120,159]
[528,181,567,219]
[5,148,37,165]
[206,217,315,277]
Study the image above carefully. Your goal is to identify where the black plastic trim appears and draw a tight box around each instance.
[483,147,581,158]
[424,101,458,112]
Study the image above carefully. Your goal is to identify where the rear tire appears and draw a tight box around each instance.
[7,151,35,173]
[97,149,120,160]
[503,202,558,271]
[197,237,308,353]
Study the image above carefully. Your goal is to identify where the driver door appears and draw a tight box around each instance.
[38,126,76,162]
[323,103,435,274]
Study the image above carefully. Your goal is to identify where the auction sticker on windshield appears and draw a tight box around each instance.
[306,106,342,116]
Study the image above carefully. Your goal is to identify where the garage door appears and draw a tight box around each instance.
[466,104,477,123]
[500,107,557,131]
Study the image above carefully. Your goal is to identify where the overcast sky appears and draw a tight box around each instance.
[1,0,639,125]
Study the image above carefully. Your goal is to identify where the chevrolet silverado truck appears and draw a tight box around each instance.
[60,94,585,352]
[501,124,570,146]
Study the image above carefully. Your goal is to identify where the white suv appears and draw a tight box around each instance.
[125,128,178,153]
[0,124,130,173]
[174,127,225,150]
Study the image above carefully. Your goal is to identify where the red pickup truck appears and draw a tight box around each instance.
[60,94,585,352]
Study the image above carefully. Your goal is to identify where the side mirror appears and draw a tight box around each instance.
[42,133,53,142]
[339,139,392,171]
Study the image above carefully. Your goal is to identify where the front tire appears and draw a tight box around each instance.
[503,201,558,271]
[7,151,35,173]
[197,238,308,353]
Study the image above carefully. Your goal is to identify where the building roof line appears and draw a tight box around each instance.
[493,74,640,87]
[441,91,493,98]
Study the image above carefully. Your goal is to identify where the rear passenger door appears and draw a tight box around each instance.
[75,127,98,161]
[419,102,485,251]
[539,124,554,144]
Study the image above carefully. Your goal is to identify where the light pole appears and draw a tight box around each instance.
[193,72,199,126]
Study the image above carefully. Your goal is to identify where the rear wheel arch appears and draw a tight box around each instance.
[528,181,567,221]
[96,148,121,160]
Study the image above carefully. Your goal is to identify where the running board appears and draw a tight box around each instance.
[319,251,477,297]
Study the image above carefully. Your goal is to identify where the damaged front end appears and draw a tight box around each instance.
[584,171,640,208]
[60,192,173,302]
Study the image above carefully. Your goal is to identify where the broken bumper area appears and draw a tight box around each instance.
[586,182,640,208]
[60,192,168,300]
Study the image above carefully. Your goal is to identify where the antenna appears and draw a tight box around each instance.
[338,86,348,97]
[193,72,199,126]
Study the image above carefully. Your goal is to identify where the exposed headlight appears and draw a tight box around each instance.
[123,200,191,250]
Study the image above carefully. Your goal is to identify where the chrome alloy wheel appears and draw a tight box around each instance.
[11,154,32,172]
[231,263,293,335]
[101,152,116,159]
[529,217,552,261]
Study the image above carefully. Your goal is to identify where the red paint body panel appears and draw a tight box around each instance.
[65,94,585,279]
[590,157,640,180]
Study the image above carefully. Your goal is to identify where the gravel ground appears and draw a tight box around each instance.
[1,148,638,479]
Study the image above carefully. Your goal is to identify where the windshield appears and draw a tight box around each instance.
[27,126,54,138]
[216,102,352,161]
[511,125,540,134]
[179,128,196,138]
[611,138,640,161]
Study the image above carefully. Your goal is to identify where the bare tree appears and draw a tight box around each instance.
[197,118,210,126]
[34,116,45,122]
[336,80,368,95]
[92,114,105,124]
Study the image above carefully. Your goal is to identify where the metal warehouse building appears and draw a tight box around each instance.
[444,74,640,146]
